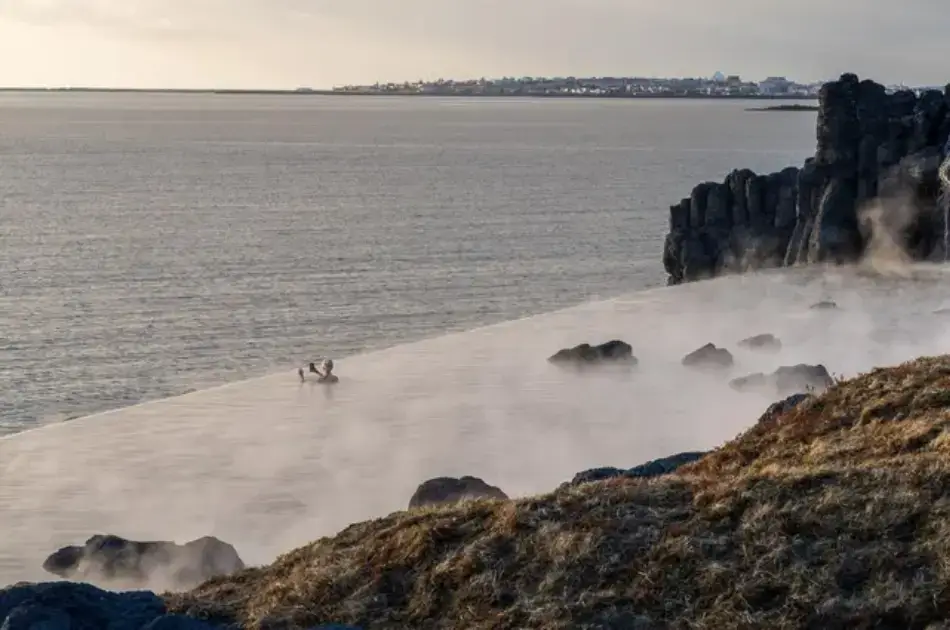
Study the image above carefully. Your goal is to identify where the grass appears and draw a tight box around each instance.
[167,354,950,629]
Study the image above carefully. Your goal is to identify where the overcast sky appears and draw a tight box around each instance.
[0,0,946,89]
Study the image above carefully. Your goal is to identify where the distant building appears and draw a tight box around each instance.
[759,76,793,95]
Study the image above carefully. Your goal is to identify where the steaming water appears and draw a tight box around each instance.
[0,93,817,432]
[3,264,950,586]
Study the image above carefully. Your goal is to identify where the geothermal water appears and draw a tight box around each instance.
[3,265,950,586]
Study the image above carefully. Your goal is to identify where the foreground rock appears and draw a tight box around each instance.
[565,451,707,487]
[547,340,639,367]
[730,363,834,396]
[681,343,734,369]
[43,534,245,590]
[663,72,950,284]
[0,581,359,629]
[810,300,838,310]
[737,333,782,352]
[408,476,508,509]
[166,354,950,628]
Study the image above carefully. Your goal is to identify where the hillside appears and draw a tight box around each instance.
[167,355,950,629]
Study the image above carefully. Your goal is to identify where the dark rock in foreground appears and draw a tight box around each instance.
[662,72,950,284]
[0,582,166,630]
[43,534,245,591]
[737,333,782,352]
[566,451,708,487]
[681,343,734,369]
[409,476,508,509]
[548,340,639,367]
[731,364,834,396]
[810,300,838,310]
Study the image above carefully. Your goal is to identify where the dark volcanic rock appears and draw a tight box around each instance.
[0,582,166,630]
[565,451,707,487]
[682,343,734,369]
[548,339,639,367]
[737,333,782,352]
[731,364,834,397]
[42,534,245,590]
[408,476,508,509]
[661,72,950,284]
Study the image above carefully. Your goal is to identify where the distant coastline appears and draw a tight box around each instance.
[0,86,820,101]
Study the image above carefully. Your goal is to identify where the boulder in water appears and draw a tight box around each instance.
[408,476,508,509]
[810,300,838,310]
[548,340,639,367]
[565,451,707,487]
[730,364,834,396]
[737,333,782,352]
[42,534,245,590]
[681,343,734,369]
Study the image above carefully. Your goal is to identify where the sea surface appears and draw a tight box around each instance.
[0,94,817,433]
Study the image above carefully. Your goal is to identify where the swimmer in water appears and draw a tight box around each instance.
[298,358,339,383]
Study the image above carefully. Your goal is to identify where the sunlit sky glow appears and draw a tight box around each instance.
[0,0,946,89]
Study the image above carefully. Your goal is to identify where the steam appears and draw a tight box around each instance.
[3,265,950,591]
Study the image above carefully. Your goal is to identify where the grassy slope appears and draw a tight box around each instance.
[168,355,950,629]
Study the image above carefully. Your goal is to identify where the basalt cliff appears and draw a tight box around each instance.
[663,72,950,284]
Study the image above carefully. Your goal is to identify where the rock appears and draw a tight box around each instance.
[408,476,508,509]
[757,393,812,426]
[737,333,782,352]
[731,364,834,397]
[660,73,950,284]
[565,451,707,487]
[681,343,734,369]
[42,534,245,591]
[810,300,838,310]
[0,582,165,630]
[548,340,638,367]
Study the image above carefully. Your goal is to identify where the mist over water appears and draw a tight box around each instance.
[0,93,816,431]
[3,263,950,587]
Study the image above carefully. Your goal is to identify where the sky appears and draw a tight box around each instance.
[0,0,946,89]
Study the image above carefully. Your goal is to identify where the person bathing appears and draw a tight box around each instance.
[298,358,338,383]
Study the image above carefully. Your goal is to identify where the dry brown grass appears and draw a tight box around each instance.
[167,354,950,629]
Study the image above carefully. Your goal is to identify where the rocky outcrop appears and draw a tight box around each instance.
[0,582,359,629]
[681,343,734,369]
[42,534,245,591]
[730,364,834,397]
[548,340,638,366]
[737,333,782,352]
[408,476,508,509]
[663,73,950,284]
[564,451,707,487]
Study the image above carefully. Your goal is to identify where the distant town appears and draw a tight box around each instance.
[328,72,936,99]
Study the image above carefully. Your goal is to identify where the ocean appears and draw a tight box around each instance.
[0,93,817,433]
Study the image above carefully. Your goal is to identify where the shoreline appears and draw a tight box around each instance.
[0,86,819,101]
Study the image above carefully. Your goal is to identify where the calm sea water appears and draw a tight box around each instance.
[0,94,816,433]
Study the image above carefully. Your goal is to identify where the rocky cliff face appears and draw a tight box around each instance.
[663,73,950,284]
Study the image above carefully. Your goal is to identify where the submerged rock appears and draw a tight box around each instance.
[810,300,838,310]
[548,340,639,367]
[42,534,245,591]
[566,451,708,487]
[681,343,734,369]
[737,333,782,352]
[731,364,834,396]
[408,476,509,509]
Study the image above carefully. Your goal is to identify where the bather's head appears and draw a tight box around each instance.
[321,358,334,375]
